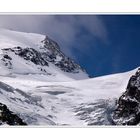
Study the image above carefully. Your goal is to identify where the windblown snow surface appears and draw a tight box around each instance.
[0,28,137,126]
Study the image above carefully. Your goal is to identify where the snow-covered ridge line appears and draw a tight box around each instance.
[0,28,45,49]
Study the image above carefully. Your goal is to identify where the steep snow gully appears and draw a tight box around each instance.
[0,28,139,126]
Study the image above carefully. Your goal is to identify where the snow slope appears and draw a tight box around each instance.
[0,28,44,50]
[0,67,137,126]
[0,28,138,126]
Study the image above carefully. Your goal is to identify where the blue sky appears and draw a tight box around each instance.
[71,15,140,77]
[86,15,140,77]
[0,15,140,77]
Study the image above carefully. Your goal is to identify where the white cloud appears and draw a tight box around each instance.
[0,15,108,57]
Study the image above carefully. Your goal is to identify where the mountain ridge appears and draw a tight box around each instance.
[0,28,139,126]
[0,28,89,81]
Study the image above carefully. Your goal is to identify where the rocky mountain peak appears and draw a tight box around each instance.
[0,30,88,79]
[42,36,61,51]
[112,68,140,125]
[40,36,85,73]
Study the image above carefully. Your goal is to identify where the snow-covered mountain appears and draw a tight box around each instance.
[0,28,88,81]
[0,28,138,126]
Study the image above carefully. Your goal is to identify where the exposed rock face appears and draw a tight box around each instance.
[40,36,85,73]
[0,102,27,125]
[113,68,140,125]
[1,54,12,69]
[2,47,49,66]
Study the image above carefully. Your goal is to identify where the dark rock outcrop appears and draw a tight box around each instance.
[2,47,49,66]
[41,36,86,73]
[112,68,140,125]
[0,102,27,125]
[1,54,12,69]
